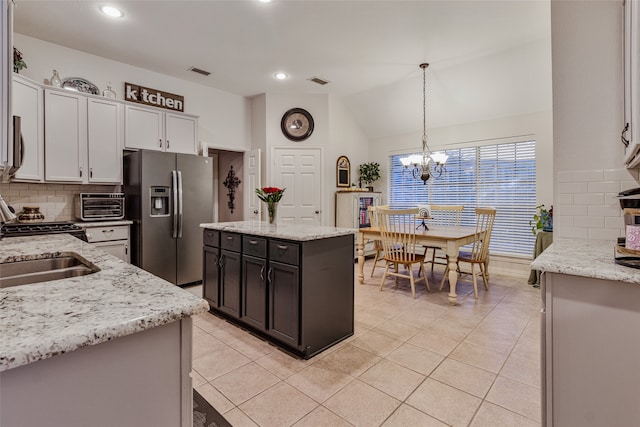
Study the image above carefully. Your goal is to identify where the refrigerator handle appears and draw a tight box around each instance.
[177,170,184,238]
[172,170,179,238]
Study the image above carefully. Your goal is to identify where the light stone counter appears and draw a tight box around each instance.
[531,237,640,284]
[200,220,356,241]
[0,233,209,372]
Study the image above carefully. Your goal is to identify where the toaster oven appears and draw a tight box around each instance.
[75,193,125,221]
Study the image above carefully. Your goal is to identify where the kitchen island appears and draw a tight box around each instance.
[0,233,209,427]
[200,221,356,359]
[532,238,640,427]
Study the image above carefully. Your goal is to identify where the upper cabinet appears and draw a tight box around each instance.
[87,98,123,183]
[44,88,122,184]
[624,0,640,168]
[12,75,44,182]
[124,105,198,155]
[44,89,87,182]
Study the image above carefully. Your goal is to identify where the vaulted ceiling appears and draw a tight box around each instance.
[13,0,552,139]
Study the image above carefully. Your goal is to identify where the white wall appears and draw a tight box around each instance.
[13,34,252,152]
[551,0,639,241]
[369,110,554,207]
[250,93,370,226]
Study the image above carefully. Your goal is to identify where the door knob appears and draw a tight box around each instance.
[253,210,258,214]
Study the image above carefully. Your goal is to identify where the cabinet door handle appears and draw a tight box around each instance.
[267,267,273,283]
[218,254,225,268]
[253,210,258,215]
[159,139,162,148]
[79,167,83,177]
[249,240,258,245]
[125,244,128,255]
[90,168,93,178]
[277,245,288,251]
[260,265,265,281]
[167,139,170,149]
[101,229,114,233]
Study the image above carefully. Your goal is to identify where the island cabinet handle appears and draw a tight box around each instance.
[267,267,273,283]
[101,229,114,233]
[226,236,234,241]
[277,245,288,251]
[217,254,225,268]
[249,240,258,245]
[260,266,265,281]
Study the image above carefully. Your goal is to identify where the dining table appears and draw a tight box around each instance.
[357,225,484,305]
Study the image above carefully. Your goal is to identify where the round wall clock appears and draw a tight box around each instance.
[281,108,314,141]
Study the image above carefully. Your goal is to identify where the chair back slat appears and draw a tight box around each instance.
[429,205,464,227]
[377,208,419,263]
[470,207,496,261]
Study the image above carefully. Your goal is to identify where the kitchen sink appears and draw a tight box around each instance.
[0,255,100,288]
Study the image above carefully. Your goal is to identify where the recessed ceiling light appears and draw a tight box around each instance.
[274,72,288,80]
[100,5,124,18]
[258,0,272,3]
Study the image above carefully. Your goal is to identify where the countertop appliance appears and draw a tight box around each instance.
[75,192,125,221]
[0,221,88,241]
[123,150,213,286]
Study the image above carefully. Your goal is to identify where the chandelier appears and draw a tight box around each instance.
[400,63,448,184]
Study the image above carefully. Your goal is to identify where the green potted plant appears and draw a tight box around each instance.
[530,204,553,234]
[358,162,381,191]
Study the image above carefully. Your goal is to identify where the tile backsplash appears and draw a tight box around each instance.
[555,168,639,241]
[0,182,121,222]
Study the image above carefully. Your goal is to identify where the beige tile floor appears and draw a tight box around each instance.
[188,260,542,427]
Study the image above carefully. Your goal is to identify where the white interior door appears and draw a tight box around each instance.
[244,148,261,220]
[273,147,322,225]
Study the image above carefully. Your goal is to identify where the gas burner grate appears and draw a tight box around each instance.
[1,221,88,241]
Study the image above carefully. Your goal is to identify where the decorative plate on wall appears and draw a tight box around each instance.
[62,77,100,95]
[281,108,314,141]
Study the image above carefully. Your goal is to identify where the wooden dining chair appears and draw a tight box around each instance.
[439,207,496,299]
[377,207,430,298]
[367,205,389,277]
[422,205,464,272]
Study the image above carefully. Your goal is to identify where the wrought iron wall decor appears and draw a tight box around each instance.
[223,165,241,213]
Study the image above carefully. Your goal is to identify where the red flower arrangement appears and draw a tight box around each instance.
[255,187,286,203]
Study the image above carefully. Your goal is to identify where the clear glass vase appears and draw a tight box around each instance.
[267,202,278,225]
[50,69,62,88]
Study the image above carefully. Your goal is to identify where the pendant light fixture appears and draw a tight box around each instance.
[400,63,448,184]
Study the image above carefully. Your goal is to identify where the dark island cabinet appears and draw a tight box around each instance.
[203,229,354,359]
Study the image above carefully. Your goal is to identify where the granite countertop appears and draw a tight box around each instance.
[0,234,209,372]
[531,237,640,284]
[200,221,356,241]
[74,220,133,227]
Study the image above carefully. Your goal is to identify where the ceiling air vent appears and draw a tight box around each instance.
[307,76,330,86]
[188,67,211,76]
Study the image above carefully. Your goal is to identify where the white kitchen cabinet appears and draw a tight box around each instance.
[624,0,640,167]
[335,191,381,257]
[165,112,198,154]
[87,98,122,183]
[124,104,198,154]
[541,271,640,426]
[80,223,130,263]
[12,74,43,182]
[44,89,87,182]
[44,88,122,184]
[1,0,11,168]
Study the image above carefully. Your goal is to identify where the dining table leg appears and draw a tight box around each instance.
[357,232,365,284]
[445,243,459,305]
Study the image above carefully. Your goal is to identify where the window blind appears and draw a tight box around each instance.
[388,140,536,257]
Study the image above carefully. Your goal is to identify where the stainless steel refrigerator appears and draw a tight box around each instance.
[124,150,213,286]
